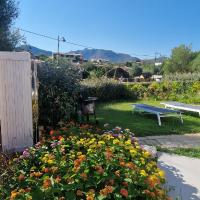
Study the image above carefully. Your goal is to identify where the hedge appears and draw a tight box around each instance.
[81,79,200,103]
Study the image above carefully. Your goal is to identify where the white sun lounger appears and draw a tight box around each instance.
[161,101,200,117]
[131,104,183,126]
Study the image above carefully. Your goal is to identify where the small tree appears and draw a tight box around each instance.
[130,65,143,77]
[191,53,200,72]
[163,45,193,74]
[38,59,81,126]
[0,0,22,50]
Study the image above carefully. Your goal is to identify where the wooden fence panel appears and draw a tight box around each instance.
[0,52,33,152]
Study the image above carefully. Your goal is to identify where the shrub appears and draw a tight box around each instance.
[81,77,200,103]
[163,73,200,81]
[81,78,131,101]
[126,81,200,103]
[0,125,169,200]
[38,59,81,126]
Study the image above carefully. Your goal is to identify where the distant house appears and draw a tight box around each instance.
[151,75,163,82]
[53,53,83,64]
[91,58,109,64]
[155,62,162,66]
[133,72,152,82]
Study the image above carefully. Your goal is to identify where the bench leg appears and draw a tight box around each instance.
[157,114,161,126]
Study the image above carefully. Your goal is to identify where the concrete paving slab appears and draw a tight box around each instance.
[139,134,200,148]
[158,153,200,200]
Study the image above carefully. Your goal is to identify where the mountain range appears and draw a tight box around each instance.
[17,45,140,63]
[17,45,52,57]
[69,48,140,63]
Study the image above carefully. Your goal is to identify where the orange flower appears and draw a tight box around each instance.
[49,130,54,135]
[42,167,49,173]
[76,190,84,196]
[86,196,94,200]
[122,182,129,187]
[24,187,32,192]
[18,174,25,181]
[80,173,87,181]
[120,188,128,198]
[34,172,43,178]
[100,186,113,196]
[105,149,113,160]
[51,166,59,174]
[115,170,120,177]
[119,161,126,167]
[95,165,104,174]
[78,155,86,161]
[58,136,63,140]
[43,178,52,189]
[87,189,95,195]
[86,189,95,200]
[55,175,62,183]
[126,162,135,169]
[10,190,19,200]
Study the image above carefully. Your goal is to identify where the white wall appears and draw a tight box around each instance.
[0,52,33,152]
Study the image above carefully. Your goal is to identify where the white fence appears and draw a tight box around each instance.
[0,52,33,152]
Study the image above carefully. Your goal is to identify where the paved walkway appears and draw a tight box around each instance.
[138,133,200,148]
[158,153,200,200]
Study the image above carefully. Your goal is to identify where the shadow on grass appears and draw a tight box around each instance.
[158,153,200,200]
[96,105,200,137]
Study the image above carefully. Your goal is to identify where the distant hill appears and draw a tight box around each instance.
[69,48,140,63]
[17,45,52,57]
[17,45,140,63]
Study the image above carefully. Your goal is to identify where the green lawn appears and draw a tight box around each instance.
[96,100,200,137]
[157,147,200,159]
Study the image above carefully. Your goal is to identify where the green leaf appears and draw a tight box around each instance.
[124,178,133,183]
[32,188,44,200]
[65,191,76,200]
[97,195,107,200]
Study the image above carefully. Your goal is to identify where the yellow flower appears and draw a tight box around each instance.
[10,190,19,200]
[125,139,131,145]
[143,151,150,158]
[77,152,82,156]
[158,170,165,178]
[140,170,148,177]
[98,141,105,145]
[113,139,120,145]
[130,148,137,157]
[135,144,140,149]
[140,158,145,165]
[47,159,54,165]
[69,154,75,159]
[87,149,93,153]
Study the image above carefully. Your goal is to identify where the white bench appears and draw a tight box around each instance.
[131,104,183,126]
[161,101,200,117]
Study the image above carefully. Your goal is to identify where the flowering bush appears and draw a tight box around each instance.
[1,126,170,200]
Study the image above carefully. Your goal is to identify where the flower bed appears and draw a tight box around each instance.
[1,125,170,200]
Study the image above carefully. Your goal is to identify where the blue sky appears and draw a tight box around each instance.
[16,0,200,58]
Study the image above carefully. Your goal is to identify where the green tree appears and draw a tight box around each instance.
[163,45,193,74]
[130,65,143,77]
[0,0,21,50]
[191,53,200,72]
